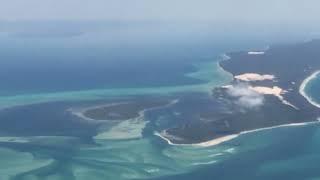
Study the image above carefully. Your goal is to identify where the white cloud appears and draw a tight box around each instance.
[226,83,264,109]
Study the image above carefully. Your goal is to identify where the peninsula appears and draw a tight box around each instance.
[160,40,320,145]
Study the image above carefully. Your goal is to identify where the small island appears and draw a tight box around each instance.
[79,98,171,121]
[159,40,320,146]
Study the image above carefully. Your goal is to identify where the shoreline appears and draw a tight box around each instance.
[70,99,179,122]
[93,99,180,140]
[299,70,320,108]
[68,102,129,122]
[155,121,320,148]
[155,45,320,148]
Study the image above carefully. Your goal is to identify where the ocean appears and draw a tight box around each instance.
[302,71,320,108]
[0,21,319,180]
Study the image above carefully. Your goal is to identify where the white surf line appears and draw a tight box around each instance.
[155,121,320,148]
[192,160,218,166]
[299,70,320,108]
[154,131,239,147]
[156,45,319,147]
[68,102,130,122]
[70,99,179,122]
[240,121,319,134]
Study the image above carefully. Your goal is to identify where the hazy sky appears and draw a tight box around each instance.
[0,0,319,24]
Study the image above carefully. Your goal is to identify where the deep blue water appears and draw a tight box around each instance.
[0,22,229,96]
[158,123,320,180]
[1,22,320,180]
[0,21,313,96]
[0,43,205,96]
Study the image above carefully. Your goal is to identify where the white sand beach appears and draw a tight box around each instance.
[248,86,284,97]
[155,121,319,148]
[249,86,298,109]
[196,135,239,147]
[235,73,275,82]
[155,130,239,148]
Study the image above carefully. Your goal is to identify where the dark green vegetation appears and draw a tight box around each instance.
[83,99,170,120]
[163,40,320,144]
[222,40,320,113]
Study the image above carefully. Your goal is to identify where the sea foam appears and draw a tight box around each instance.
[299,70,320,108]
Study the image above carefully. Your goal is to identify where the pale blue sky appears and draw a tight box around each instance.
[0,0,318,24]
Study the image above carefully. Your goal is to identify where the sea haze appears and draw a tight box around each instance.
[1,21,320,180]
[0,21,313,96]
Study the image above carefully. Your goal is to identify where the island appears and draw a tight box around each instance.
[75,98,172,121]
[158,40,320,145]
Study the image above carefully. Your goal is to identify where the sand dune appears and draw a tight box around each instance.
[235,73,275,82]
[248,51,265,55]
[249,86,284,97]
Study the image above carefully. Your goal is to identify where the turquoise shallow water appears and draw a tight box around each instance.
[2,64,320,180]
[1,22,320,180]
[0,28,238,179]
[1,113,320,180]
[159,123,320,180]
[0,52,235,179]
[302,72,320,107]
[0,61,232,109]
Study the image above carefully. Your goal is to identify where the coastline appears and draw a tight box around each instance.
[155,46,320,148]
[93,99,178,140]
[155,121,320,148]
[68,102,130,122]
[299,70,320,108]
[70,99,179,122]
